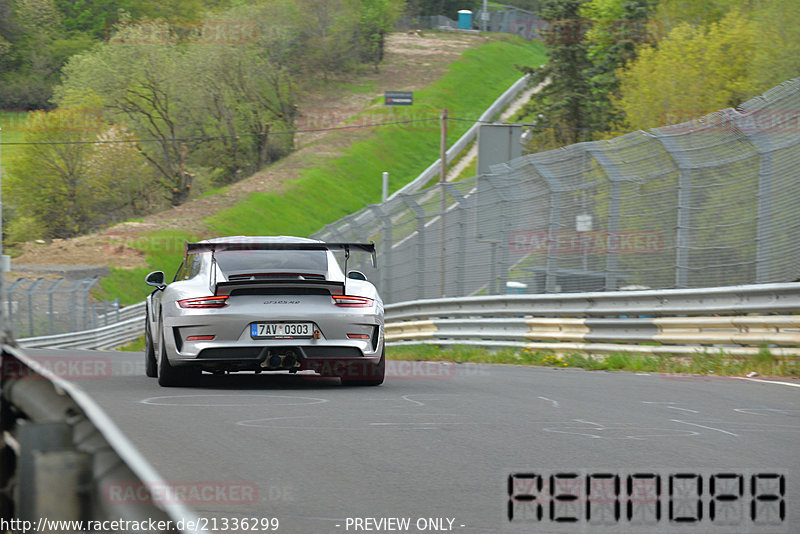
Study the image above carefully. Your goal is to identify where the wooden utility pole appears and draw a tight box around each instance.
[440,108,447,297]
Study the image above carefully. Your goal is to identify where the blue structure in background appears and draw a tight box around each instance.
[458,10,472,29]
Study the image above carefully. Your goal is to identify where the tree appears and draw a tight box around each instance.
[184,41,298,179]
[515,0,592,150]
[55,14,302,204]
[580,0,656,133]
[4,107,163,239]
[6,109,100,238]
[358,0,405,71]
[56,31,199,206]
[749,0,800,90]
[615,10,759,130]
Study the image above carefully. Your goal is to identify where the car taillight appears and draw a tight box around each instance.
[332,295,373,307]
[178,296,229,309]
[187,335,215,341]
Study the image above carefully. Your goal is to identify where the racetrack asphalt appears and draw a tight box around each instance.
[24,348,800,534]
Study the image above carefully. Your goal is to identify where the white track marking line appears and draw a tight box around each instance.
[139,394,328,406]
[537,396,560,408]
[671,419,739,437]
[667,406,700,414]
[402,394,426,406]
[735,377,800,388]
[734,408,799,416]
[574,419,602,427]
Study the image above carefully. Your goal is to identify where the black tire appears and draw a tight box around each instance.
[341,349,385,386]
[157,332,197,387]
[144,315,157,378]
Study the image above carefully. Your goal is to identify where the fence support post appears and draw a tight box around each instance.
[588,148,623,291]
[653,132,692,288]
[401,194,427,300]
[46,279,65,335]
[531,161,563,293]
[369,204,393,301]
[443,183,469,297]
[742,129,774,283]
[27,279,46,337]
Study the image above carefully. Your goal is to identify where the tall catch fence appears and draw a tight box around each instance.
[313,77,800,304]
[398,6,546,41]
[3,277,122,338]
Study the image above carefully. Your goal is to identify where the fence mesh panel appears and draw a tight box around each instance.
[314,77,800,304]
[3,277,121,338]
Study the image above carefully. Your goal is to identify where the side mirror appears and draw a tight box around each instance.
[347,270,367,281]
[145,271,166,290]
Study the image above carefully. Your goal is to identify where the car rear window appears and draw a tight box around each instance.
[214,249,328,274]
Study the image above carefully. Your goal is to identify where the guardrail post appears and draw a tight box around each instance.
[18,421,90,524]
[401,194,427,300]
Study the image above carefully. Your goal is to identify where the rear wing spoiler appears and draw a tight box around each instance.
[185,241,377,269]
[186,241,377,295]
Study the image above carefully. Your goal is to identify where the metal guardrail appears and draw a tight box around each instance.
[12,284,800,356]
[0,342,203,531]
[17,302,145,350]
[384,283,800,356]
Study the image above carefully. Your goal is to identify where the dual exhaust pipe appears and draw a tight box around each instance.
[260,350,300,370]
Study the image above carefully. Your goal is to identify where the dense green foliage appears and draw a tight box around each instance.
[515,0,800,150]
[515,0,592,149]
[617,0,800,130]
[3,0,404,239]
[0,0,220,109]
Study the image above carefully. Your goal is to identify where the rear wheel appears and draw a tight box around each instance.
[157,331,198,387]
[144,315,157,378]
[341,349,385,386]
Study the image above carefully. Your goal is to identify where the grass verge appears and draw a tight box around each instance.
[386,344,800,377]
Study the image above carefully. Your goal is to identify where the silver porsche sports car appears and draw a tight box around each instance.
[143,236,384,387]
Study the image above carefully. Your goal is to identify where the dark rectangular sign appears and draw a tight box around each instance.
[385,91,413,105]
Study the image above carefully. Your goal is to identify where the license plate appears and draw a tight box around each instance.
[251,322,313,338]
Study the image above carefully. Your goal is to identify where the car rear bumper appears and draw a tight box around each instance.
[170,341,384,375]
